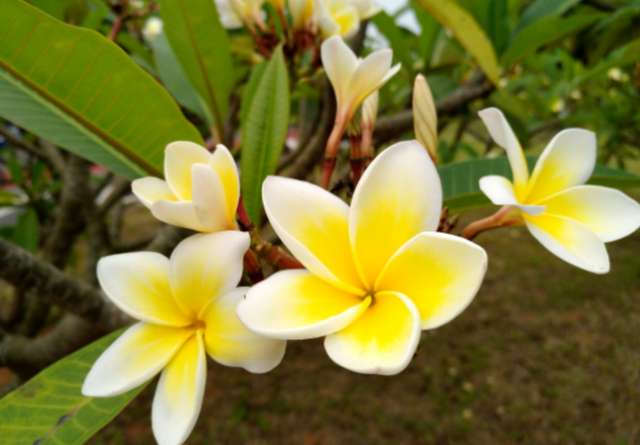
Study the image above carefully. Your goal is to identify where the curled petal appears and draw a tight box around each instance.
[237,270,370,340]
[524,213,610,274]
[152,331,206,445]
[170,232,249,317]
[479,175,546,216]
[348,49,393,109]
[324,291,421,375]
[540,185,640,243]
[151,200,208,233]
[376,233,487,329]
[209,144,240,224]
[263,176,364,294]
[82,323,193,397]
[525,129,596,203]
[132,178,177,209]
[321,35,358,108]
[202,287,286,373]
[191,164,232,233]
[97,253,192,326]
[350,140,442,287]
[478,108,529,196]
[164,141,211,201]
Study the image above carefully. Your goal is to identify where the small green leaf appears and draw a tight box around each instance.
[13,207,39,253]
[241,47,290,223]
[7,155,25,185]
[512,0,583,38]
[0,0,203,180]
[413,0,500,85]
[439,156,640,214]
[370,12,414,69]
[503,13,603,68]
[573,38,640,87]
[412,3,440,63]
[0,329,147,445]
[159,0,234,140]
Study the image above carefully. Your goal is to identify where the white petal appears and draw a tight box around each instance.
[191,164,233,233]
[324,291,421,375]
[350,140,442,287]
[525,129,596,203]
[540,185,640,242]
[479,175,546,216]
[478,108,529,195]
[164,141,211,201]
[376,232,487,329]
[132,178,177,209]
[237,270,370,340]
[97,253,192,326]
[82,323,194,397]
[262,176,364,294]
[209,144,240,224]
[150,200,208,233]
[373,63,401,91]
[202,287,286,373]
[321,36,358,108]
[524,213,610,274]
[152,331,206,445]
[348,49,393,108]
[170,232,249,317]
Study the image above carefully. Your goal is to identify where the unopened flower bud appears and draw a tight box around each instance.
[413,74,438,164]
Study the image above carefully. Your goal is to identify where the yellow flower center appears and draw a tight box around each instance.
[191,319,206,331]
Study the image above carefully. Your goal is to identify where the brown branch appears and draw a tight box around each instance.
[373,71,495,145]
[145,224,193,256]
[0,125,46,158]
[97,176,131,216]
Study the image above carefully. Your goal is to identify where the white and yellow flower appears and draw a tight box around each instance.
[215,0,265,29]
[351,0,381,19]
[237,141,487,375]
[477,108,640,273]
[83,232,285,445]
[316,0,360,40]
[132,142,239,233]
[322,35,400,129]
[142,17,163,42]
[290,0,314,30]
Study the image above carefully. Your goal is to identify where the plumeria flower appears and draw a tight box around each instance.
[83,232,285,445]
[290,0,314,30]
[476,108,640,273]
[351,0,381,19]
[316,0,360,40]
[237,141,488,375]
[132,142,239,233]
[215,0,266,29]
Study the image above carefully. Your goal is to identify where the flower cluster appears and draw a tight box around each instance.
[83,34,640,445]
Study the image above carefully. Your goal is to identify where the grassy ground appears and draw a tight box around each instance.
[85,207,640,445]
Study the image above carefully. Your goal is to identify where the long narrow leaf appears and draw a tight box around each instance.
[0,0,203,179]
[241,47,290,223]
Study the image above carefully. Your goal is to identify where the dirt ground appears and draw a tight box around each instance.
[81,207,640,445]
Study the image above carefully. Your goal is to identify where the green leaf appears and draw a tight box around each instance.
[7,154,25,185]
[370,12,414,69]
[0,329,147,445]
[152,33,213,126]
[0,0,203,180]
[503,13,603,68]
[439,156,640,213]
[241,47,290,223]
[81,3,110,31]
[412,0,500,85]
[512,0,583,38]
[159,0,234,140]
[28,0,70,20]
[573,38,640,87]
[412,3,440,63]
[486,0,510,55]
[240,60,268,137]
[12,207,39,253]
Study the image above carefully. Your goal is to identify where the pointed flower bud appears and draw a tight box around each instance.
[413,74,438,164]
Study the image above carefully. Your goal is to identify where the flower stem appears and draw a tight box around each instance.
[461,205,525,240]
[320,119,347,189]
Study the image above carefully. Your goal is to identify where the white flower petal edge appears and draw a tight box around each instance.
[540,185,640,243]
[324,292,421,376]
[262,176,365,295]
[479,175,546,216]
[132,177,176,209]
[350,140,442,287]
[202,287,286,373]
[191,164,231,233]
[525,129,596,203]
[152,331,206,445]
[170,232,249,317]
[237,270,370,340]
[164,141,211,201]
[524,214,610,274]
[478,108,529,194]
[209,144,240,224]
[97,253,192,327]
[321,36,358,106]
[82,323,193,397]
[151,200,208,233]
